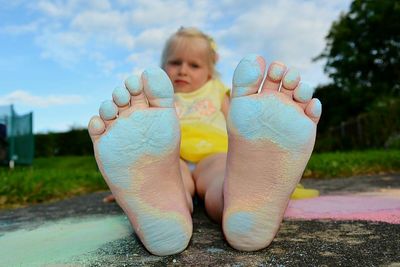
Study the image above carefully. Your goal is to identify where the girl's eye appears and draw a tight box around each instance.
[190,63,200,68]
[169,60,181,66]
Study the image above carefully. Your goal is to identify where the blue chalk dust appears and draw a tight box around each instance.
[225,212,255,235]
[228,93,314,151]
[233,54,261,96]
[99,100,118,120]
[283,68,299,85]
[139,214,190,255]
[311,99,322,117]
[125,75,143,95]
[294,82,314,102]
[269,64,285,80]
[98,109,179,188]
[143,67,174,99]
[113,86,130,106]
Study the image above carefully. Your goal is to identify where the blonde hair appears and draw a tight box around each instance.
[161,27,219,78]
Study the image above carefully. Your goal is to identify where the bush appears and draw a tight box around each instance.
[35,129,93,157]
[315,97,400,152]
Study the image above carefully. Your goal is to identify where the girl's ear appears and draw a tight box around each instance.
[215,53,219,63]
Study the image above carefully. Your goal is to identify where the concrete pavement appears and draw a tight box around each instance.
[1,174,399,266]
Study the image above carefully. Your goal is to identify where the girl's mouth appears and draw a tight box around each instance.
[175,79,189,85]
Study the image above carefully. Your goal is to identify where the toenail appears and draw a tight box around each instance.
[310,99,322,117]
[113,86,130,106]
[233,54,261,87]
[294,82,314,102]
[125,75,142,95]
[268,63,286,81]
[283,69,300,88]
[89,117,105,135]
[100,100,118,120]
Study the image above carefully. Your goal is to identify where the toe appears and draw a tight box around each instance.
[293,82,314,103]
[88,115,105,137]
[125,75,149,108]
[261,61,287,93]
[99,100,118,121]
[280,68,300,97]
[142,67,174,108]
[305,98,322,124]
[232,54,266,97]
[112,86,130,112]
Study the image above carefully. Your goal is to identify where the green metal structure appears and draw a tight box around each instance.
[0,105,34,165]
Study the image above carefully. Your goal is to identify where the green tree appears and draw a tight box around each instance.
[316,0,400,116]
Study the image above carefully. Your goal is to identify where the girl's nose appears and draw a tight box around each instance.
[178,63,188,75]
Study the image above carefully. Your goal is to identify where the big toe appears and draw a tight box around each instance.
[232,54,266,97]
[142,67,174,108]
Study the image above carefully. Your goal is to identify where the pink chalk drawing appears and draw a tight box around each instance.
[284,193,400,224]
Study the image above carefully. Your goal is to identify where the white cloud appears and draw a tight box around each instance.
[71,10,125,33]
[71,10,135,48]
[89,52,118,74]
[32,0,111,17]
[214,0,350,86]
[0,90,85,108]
[0,21,41,35]
[34,0,74,18]
[5,0,351,84]
[126,50,160,75]
[36,30,87,66]
[87,0,111,11]
[134,27,171,50]
[129,0,192,27]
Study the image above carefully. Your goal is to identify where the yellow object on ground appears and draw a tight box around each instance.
[291,183,320,199]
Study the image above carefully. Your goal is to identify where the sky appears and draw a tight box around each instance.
[0,0,351,133]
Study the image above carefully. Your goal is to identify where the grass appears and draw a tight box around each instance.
[303,149,400,178]
[0,156,107,209]
[0,150,399,208]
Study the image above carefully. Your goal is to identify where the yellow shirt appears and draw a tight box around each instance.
[174,79,230,163]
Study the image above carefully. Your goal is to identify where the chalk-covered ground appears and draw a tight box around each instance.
[0,174,399,266]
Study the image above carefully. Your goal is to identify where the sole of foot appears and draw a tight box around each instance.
[88,68,192,256]
[222,54,321,251]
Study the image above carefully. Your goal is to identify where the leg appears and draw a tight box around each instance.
[180,159,195,212]
[88,68,192,256]
[223,55,322,251]
[193,153,226,223]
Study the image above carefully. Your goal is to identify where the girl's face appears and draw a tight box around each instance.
[164,38,212,93]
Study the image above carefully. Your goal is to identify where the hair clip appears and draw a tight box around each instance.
[209,38,218,53]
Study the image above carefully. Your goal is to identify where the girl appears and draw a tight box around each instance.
[162,27,231,223]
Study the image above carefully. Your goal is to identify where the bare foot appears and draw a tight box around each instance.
[223,55,321,251]
[88,68,192,256]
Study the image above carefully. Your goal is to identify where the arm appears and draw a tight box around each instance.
[221,94,230,119]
